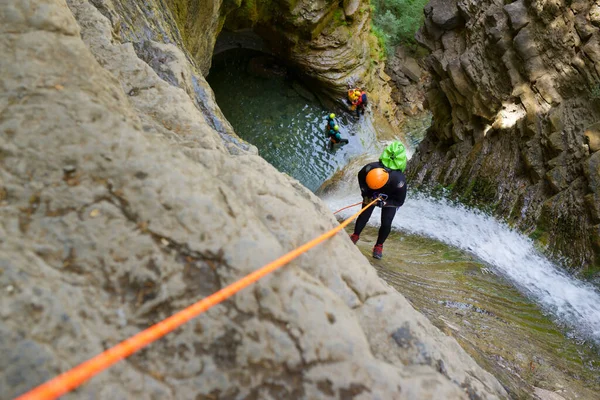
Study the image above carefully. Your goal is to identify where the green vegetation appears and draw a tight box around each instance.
[369,26,388,62]
[370,0,429,56]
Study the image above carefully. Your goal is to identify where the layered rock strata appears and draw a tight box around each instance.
[413,0,600,269]
[385,46,430,128]
[0,0,508,399]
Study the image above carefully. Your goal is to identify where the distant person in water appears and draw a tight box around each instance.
[326,114,349,150]
[347,88,367,118]
[326,113,337,130]
[350,141,407,259]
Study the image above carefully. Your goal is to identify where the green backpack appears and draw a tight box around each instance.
[380,141,407,172]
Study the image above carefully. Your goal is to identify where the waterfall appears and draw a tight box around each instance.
[327,186,600,345]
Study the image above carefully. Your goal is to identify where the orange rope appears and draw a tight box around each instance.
[333,201,363,215]
[15,198,379,400]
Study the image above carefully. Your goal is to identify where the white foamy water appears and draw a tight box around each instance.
[326,191,600,344]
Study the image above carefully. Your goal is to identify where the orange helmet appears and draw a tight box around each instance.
[366,168,389,190]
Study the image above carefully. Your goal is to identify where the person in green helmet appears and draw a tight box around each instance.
[349,141,408,259]
[326,113,337,130]
[327,124,349,150]
[326,120,349,150]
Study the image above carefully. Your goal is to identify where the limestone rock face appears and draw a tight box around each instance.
[412,0,600,269]
[0,1,509,399]
[165,0,230,75]
[166,0,370,95]
[163,0,401,132]
[385,46,430,125]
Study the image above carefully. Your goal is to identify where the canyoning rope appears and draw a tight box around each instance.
[333,201,363,215]
[15,198,379,400]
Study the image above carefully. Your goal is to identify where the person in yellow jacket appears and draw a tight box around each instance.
[347,88,367,117]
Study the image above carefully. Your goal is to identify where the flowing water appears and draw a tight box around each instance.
[208,52,600,398]
[350,226,600,399]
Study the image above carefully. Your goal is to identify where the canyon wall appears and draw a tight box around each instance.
[411,0,600,270]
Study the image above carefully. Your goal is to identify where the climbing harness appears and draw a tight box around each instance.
[15,197,381,400]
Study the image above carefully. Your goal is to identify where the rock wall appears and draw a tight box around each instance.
[412,0,600,270]
[0,0,509,399]
[385,46,430,128]
[169,0,401,129]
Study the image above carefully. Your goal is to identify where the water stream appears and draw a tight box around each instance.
[208,51,600,398]
[350,226,600,399]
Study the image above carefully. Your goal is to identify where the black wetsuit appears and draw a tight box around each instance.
[353,161,407,245]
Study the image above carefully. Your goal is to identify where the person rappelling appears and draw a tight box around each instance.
[347,88,368,118]
[325,113,349,150]
[349,141,407,259]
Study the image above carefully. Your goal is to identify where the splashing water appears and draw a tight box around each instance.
[328,189,600,344]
